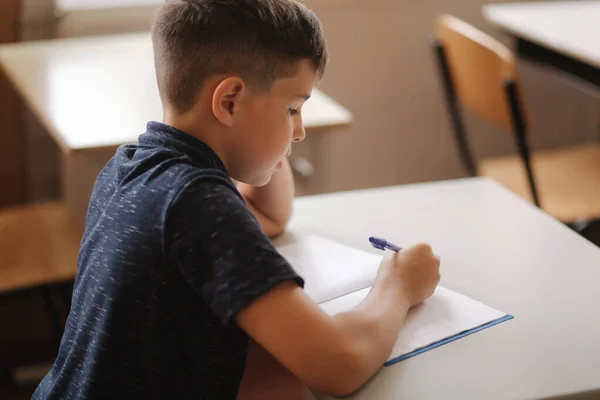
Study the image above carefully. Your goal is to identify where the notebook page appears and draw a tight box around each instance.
[276,235,381,304]
[319,286,508,363]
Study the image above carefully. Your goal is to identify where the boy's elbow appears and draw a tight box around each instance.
[262,207,292,238]
[272,203,293,235]
[311,377,363,398]
[305,342,372,397]
[262,217,288,238]
[274,213,292,236]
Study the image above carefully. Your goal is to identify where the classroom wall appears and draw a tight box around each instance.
[17,0,600,199]
[301,0,600,193]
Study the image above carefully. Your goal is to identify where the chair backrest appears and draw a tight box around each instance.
[433,14,526,131]
[432,14,540,207]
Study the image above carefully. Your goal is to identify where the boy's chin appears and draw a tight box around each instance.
[236,163,281,187]
[255,173,275,187]
[243,171,275,187]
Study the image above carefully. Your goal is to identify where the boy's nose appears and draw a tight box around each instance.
[293,119,306,143]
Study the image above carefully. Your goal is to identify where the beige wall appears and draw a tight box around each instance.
[19,0,600,199]
[301,0,600,194]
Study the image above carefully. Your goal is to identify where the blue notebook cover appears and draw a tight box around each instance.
[384,314,514,366]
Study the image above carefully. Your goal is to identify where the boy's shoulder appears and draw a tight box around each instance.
[86,122,243,238]
[99,122,235,197]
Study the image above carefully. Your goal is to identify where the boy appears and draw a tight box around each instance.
[33,0,440,398]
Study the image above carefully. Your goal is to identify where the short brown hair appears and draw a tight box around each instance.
[151,0,328,112]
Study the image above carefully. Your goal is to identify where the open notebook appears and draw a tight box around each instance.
[276,234,513,366]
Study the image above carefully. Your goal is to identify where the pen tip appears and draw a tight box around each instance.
[369,236,386,250]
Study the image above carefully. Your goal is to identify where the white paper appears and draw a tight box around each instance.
[277,235,381,304]
[319,286,507,363]
[277,234,509,363]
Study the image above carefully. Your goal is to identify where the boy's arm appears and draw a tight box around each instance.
[236,281,408,397]
[236,159,294,238]
[167,179,439,397]
[236,245,441,397]
[237,340,314,400]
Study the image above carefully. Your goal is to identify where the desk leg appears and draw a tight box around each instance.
[0,0,25,206]
[61,148,117,231]
[0,71,27,206]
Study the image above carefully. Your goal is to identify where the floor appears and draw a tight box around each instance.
[0,363,51,399]
[0,386,36,400]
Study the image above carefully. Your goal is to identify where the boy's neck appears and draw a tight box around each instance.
[163,107,231,171]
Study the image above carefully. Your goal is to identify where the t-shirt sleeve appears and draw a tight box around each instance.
[165,176,304,325]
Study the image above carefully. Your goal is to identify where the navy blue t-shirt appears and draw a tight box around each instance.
[33,122,303,399]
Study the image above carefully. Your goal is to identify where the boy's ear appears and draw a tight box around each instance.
[212,77,245,127]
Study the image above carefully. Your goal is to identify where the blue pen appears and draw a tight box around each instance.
[369,236,402,252]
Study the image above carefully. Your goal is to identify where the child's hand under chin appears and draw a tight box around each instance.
[234,158,295,238]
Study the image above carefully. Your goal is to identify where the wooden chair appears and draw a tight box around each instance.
[431,14,600,224]
[0,201,79,340]
[0,202,79,298]
[0,202,79,385]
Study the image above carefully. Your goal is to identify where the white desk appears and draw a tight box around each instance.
[285,177,600,399]
[53,0,162,37]
[0,32,352,153]
[484,1,600,89]
[56,0,163,12]
[0,32,352,226]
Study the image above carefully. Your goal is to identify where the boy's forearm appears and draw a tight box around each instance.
[328,284,410,394]
[238,340,313,400]
[237,159,295,237]
[236,281,411,397]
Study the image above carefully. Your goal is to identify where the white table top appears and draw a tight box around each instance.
[56,0,163,13]
[0,32,352,153]
[484,1,600,69]
[285,177,600,399]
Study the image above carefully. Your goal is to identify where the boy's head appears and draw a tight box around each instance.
[151,0,328,186]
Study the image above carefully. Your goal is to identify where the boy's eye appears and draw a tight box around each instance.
[288,108,299,116]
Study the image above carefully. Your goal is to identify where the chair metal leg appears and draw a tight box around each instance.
[432,38,478,177]
[504,81,542,208]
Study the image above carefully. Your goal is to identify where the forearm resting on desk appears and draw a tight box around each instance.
[236,281,411,397]
[237,340,314,400]
[333,282,411,380]
[236,158,294,237]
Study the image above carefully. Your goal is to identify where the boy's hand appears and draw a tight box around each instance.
[375,243,441,307]
[236,159,295,238]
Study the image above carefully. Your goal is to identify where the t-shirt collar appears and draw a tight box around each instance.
[139,121,228,173]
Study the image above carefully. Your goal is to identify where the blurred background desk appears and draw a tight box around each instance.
[484,1,600,90]
[0,32,353,230]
